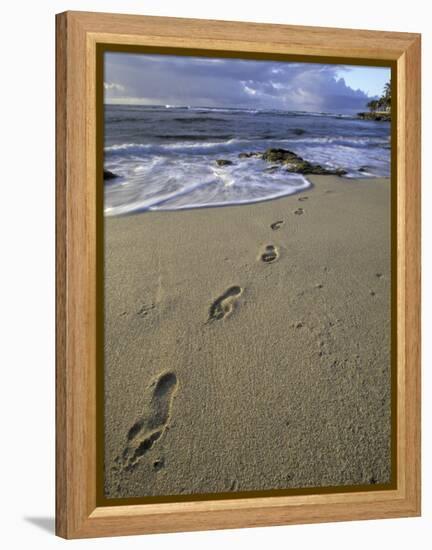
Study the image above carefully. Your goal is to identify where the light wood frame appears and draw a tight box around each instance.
[56,10,421,539]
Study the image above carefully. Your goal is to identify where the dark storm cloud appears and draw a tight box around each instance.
[104,53,377,113]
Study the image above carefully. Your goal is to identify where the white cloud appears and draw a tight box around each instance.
[243,84,257,96]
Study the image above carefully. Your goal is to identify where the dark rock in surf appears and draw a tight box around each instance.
[239,148,347,176]
[216,159,234,166]
[262,148,300,163]
[238,152,260,159]
[262,148,347,176]
[104,169,119,180]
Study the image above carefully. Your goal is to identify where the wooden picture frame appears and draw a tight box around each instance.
[56,11,421,539]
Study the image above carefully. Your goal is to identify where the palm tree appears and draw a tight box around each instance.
[382,81,391,111]
[367,82,391,113]
[367,99,379,112]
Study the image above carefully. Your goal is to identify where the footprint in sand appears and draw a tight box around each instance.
[294,208,304,215]
[116,371,178,473]
[208,286,243,322]
[260,244,279,263]
[298,196,308,202]
[270,220,284,231]
[137,303,156,317]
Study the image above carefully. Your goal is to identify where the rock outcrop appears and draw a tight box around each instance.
[357,111,391,122]
[238,148,347,176]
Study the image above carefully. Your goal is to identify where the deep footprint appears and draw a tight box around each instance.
[294,208,304,215]
[270,220,284,230]
[118,371,178,472]
[208,286,243,321]
[261,245,279,263]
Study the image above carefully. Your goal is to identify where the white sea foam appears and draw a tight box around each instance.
[104,156,310,216]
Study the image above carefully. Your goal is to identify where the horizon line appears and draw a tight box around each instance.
[104,101,366,115]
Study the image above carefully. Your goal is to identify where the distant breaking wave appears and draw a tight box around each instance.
[105,136,390,157]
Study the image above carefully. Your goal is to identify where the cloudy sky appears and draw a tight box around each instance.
[104,53,390,114]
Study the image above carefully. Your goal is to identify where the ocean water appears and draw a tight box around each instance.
[104,105,391,216]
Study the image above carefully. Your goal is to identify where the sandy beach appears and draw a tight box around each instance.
[104,175,392,499]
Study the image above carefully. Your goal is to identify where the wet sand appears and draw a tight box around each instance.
[104,175,392,499]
